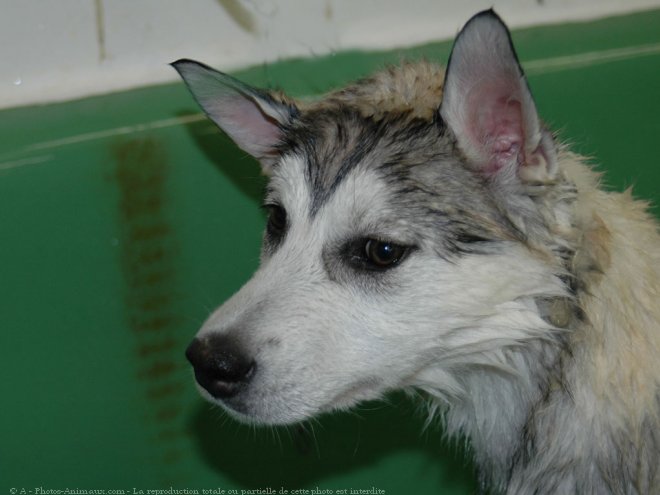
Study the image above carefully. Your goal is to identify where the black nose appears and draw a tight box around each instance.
[185,334,256,399]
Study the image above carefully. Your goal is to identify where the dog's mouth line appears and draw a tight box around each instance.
[319,376,386,413]
[232,378,385,418]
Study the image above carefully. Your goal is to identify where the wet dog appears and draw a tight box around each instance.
[175,10,659,494]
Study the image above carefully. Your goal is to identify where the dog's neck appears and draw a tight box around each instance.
[421,156,588,488]
[426,155,660,492]
[431,318,567,489]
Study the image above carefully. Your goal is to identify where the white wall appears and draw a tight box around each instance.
[2,0,659,109]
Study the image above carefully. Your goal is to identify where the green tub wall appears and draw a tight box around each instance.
[1,9,659,494]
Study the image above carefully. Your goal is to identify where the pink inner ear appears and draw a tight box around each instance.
[215,97,283,158]
[469,85,524,175]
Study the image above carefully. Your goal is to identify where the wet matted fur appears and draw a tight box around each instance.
[174,10,659,494]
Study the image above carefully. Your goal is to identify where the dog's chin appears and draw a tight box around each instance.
[196,385,317,425]
[215,401,285,426]
[195,380,384,426]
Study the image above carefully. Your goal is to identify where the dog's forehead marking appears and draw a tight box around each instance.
[271,152,391,234]
[268,100,528,258]
[270,112,523,255]
[268,157,417,260]
[279,107,449,216]
[299,110,390,216]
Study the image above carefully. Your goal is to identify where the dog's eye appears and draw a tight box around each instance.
[363,239,407,269]
[265,204,287,237]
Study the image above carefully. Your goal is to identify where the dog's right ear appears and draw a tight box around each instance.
[172,59,298,172]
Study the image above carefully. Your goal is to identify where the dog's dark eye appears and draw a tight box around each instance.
[363,239,407,269]
[265,204,287,238]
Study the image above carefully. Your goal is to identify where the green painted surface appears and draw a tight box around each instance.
[1,9,659,494]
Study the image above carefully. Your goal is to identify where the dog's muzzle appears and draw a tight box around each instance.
[185,334,256,399]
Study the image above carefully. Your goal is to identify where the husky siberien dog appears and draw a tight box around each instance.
[175,10,659,494]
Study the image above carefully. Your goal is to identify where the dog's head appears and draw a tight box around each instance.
[174,10,570,425]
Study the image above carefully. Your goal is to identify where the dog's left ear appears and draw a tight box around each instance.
[440,10,557,183]
[172,59,298,173]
